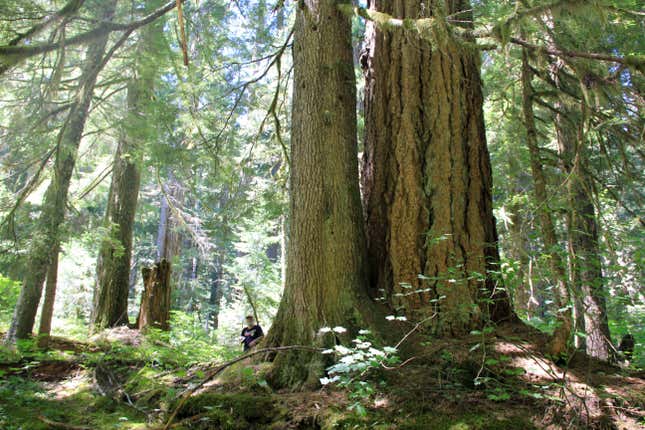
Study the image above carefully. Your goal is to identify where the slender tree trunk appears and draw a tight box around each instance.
[506,173,532,319]
[5,0,117,343]
[520,49,573,355]
[361,0,512,335]
[554,97,613,361]
[208,256,224,331]
[37,244,60,347]
[264,0,372,388]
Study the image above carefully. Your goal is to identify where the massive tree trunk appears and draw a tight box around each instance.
[5,0,117,343]
[264,0,372,388]
[37,244,60,347]
[92,11,160,330]
[520,50,573,356]
[361,0,512,335]
[554,97,613,361]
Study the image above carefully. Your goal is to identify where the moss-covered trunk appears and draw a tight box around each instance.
[361,0,512,336]
[92,83,145,329]
[5,0,117,343]
[554,99,613,361]
[264,0,371,388]
[37,243,60,347]
[520,50,573,355]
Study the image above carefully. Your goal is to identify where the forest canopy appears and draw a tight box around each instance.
[0,0,643,429]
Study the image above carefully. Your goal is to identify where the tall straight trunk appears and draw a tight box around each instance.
[5,0,117,343]
[208,256,224,331]
[520,49,572,355]
[92,94,143,329]
[37,243,60,347]
[506,154,533,319]
[264,0,371,388]
[361,0,512,335]
[92,4,162,330]
[554,98,613,361]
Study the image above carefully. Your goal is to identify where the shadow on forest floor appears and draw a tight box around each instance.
[0,324,643,430]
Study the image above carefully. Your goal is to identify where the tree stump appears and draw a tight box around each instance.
[137,259,172,331]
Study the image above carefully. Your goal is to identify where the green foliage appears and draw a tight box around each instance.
[0,369,147,430]
[319,325,400,417]
[0,273,20,325]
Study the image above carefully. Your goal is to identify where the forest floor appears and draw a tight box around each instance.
[0,324,643,430]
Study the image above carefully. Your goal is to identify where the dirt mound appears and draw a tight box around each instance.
[89,326,144,346]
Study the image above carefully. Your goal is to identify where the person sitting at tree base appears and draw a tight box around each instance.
[618,333,635,362]
[240,315,263,352]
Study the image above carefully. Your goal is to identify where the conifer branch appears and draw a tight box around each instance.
[0,0,183,76]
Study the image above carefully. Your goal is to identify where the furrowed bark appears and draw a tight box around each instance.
[361,0,513,335]
[264,0,372,388]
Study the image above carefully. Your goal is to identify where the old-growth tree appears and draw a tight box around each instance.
[6,0,118,342]
[92,5,163,331]
[264,0,372,388]
[360,0,513,335]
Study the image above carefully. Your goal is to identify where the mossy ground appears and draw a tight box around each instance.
[0,324,643,429]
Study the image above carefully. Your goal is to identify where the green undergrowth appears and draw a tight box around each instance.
[0,374,148,430]
[0,329,238,430]
[174,392,279,429]
[0,325,643,430]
